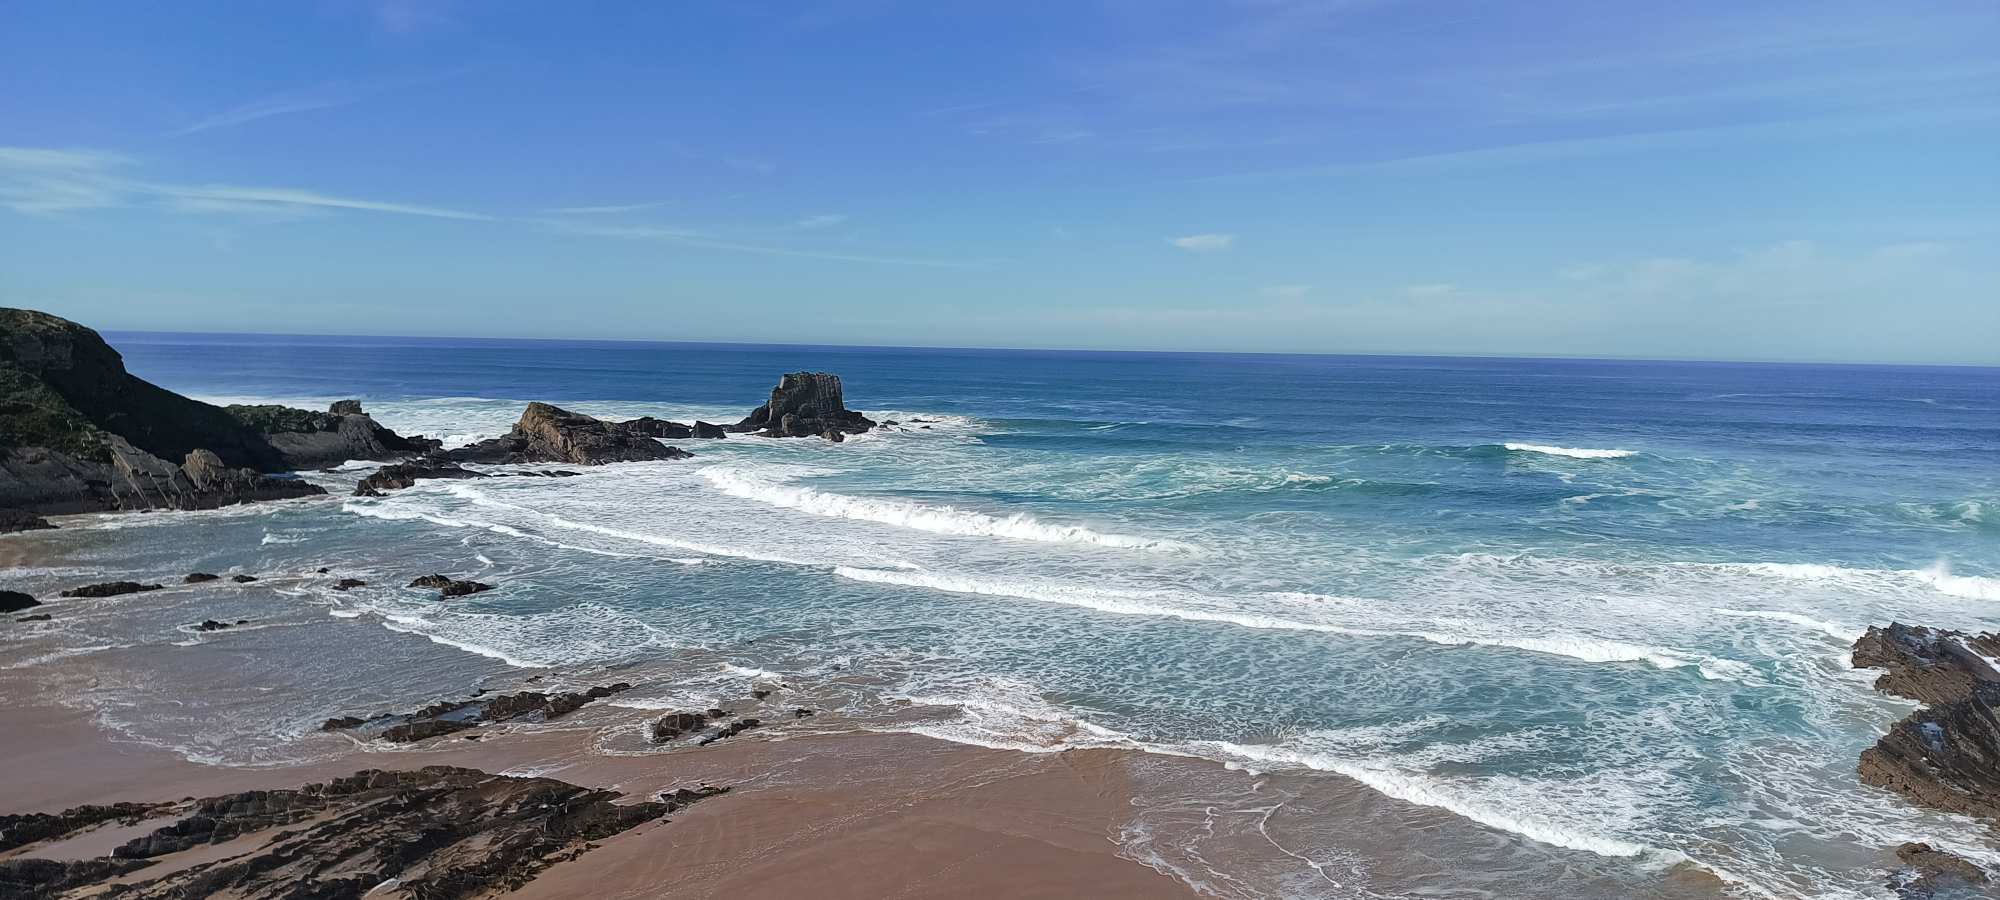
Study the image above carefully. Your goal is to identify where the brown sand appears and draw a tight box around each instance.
[0,702,1196,899]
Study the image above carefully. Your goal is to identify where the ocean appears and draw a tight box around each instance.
[9,332,2000,899]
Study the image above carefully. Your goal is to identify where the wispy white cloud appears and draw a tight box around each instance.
[543,220,994,269]
[172,68,475,137]
[793,213,849,229]
[1169,233,1234,252]
[543,202,666,215]
[0,145,488,220]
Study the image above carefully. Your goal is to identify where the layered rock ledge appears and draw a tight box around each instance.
[1850,623,2000,827]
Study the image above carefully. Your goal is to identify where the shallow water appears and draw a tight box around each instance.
[6,333,1999,899]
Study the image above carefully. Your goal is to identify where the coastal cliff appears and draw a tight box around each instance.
[730,371,876,440]
[0,309,433,521]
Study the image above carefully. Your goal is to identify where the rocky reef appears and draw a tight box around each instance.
[0,766,700,900]
[0,590,38,614]
[321,683,632,743]
[0,309,432,519]
[1850,624,2000,824]
[729,371,875,440]
[447,402,694,465]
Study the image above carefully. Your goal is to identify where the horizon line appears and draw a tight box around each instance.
[96,325,2000,372]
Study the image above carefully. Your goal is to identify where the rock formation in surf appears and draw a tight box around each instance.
[0,507,54,532]
[729,371,875,440]
[320,682,632,743]
[1890,841,1991,899]
[1850,623,2000,827]
[0,590,37,614]
[0,309,435,517]
[446,402,694,465]
[0,766,699,900]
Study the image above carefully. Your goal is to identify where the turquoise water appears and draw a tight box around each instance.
[10,332,2000,898]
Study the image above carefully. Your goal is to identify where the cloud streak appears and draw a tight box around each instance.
[1169,233,1234,252]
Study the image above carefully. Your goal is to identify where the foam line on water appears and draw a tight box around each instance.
[832,566,1746,679]
[700,465,1191,552]
[1712,608,1864,643]
[1503,442,1636,459]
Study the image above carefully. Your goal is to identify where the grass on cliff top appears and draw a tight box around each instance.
[0,367,111,461]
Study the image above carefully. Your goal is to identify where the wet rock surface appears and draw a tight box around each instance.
[352,458,485,496]
[181,572,219,584]
[409,574,494,598]
[1891,841,1992,899]
[0,508,55,532]
[58,581,162,599]
[729,372,875,439]
[1851,624,2000,826]
[447,403,694,466]
[0,590,37,614]
[0,766,702,900]
[225,402,441,470]
[323,683,633,743]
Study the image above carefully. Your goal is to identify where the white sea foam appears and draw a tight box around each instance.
[1503,443,1636,459]
[1207,741,1662,861]
[1910,564,2000,601]
[834,566,1743,678]
[1712,608,1863,643]
[701,466,1190,552]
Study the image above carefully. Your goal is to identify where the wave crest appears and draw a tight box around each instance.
[1503,443,1636,459]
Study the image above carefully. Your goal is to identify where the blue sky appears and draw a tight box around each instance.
[3,1,1996,363]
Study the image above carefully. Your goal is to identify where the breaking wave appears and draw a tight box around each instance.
[1502,443,1637,459]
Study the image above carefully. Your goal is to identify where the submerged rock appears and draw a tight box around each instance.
[59,581,162,599]
[1891,841,1991,899]
[651,712,710,743]
[230,574,257,583]
[1851,623,2000,826]
[331,578,366,591]
[695,717,763,746]
[16,613,51,622]
[0,766,694,900]
[182,572,219,584]
[0,590,37,614]
[324,683,633,744]
[448,403,695,466]
[408,574,493,598]
[0,508,55,532]
[352,458,485,496]
[728,372,875,439]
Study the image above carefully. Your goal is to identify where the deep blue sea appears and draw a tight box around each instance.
[11,332,2000,899]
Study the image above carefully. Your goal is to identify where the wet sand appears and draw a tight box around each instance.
[0,701,1197,899]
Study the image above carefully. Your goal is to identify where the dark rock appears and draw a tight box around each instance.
[695,718,763,746]
[693,421,727,439]
[0,508,55,532]
[328,399,364,416]
[728,372,875,440]
[59,581,162,599]
[0,801,167,852]
[16,613,50,622]
[182,572,219,583]
[315,567,330,574]
[618,417,693,439]
[794,707,816,719]
[447,403,696,466]
[659,783,730,812]
[325,684,632,744]
[1892,841,1990,899]
[751,688,772,700]
[4,766,688,899]
[1852,624,2000,826]
[352,458,485,496]
[195,619,232,632]
[332,578,366,590]
[0,590,37,613]
[0,856,154,894]
[0,309,341,516]
[409,574,493,598]
[705,707,727,719]
[231,574,257,583]
[225,403,439,470]
[651,712,710,743]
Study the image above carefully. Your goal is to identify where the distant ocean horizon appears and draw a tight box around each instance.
[14,329,2000,898]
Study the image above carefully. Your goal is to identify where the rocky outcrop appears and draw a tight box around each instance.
[226,402,440,470]
[59,581,162,598]
[182,572,219,583]
[729,372,875,439]
[409,574,493,598]
[694,420,727,439]
[1851,623,2000,826]
[696,717,763,746]
[0,590,36,614]
[352,458,485,496]
[651,710,725,743]
[0,508,54,532]
[0,767,698,900]
[0,309,361,516]
[1891,842,1991,899]
[323,683,633,743]
[448,403,694,465]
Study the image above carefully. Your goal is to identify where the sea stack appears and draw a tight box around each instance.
[729,372,875,440]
